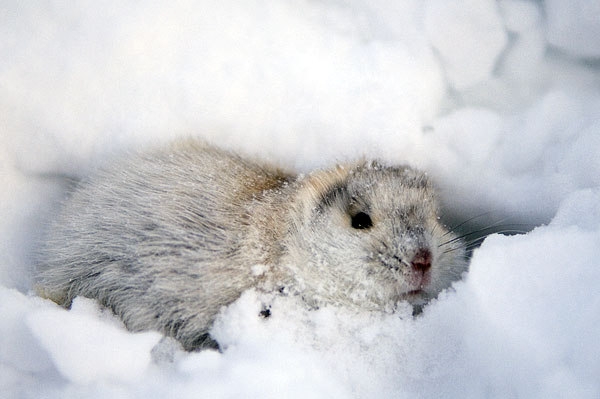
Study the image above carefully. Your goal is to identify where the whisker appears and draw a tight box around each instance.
[439,221,507,247]
[440,211,497,237]
[438,223,534,248]
[443,238,487,254]
[441,229,530,254]
[430,221,441,238]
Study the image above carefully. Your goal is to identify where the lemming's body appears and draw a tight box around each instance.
[36,139,467,350]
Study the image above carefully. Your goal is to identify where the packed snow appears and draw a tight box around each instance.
[1,1,599,398]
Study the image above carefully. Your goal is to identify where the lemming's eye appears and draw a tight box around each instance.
[351,212,373,229]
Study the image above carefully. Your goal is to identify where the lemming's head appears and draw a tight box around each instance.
[283,161,468,310]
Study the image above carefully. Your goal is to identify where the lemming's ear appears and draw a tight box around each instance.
[303,161,357,199]
[292,163,351,221]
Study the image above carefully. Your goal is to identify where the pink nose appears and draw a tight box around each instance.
[411,249,432,272]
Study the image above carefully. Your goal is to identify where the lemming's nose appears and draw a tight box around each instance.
[411,248,431,272]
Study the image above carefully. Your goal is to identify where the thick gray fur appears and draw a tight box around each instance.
[35,139,467,350]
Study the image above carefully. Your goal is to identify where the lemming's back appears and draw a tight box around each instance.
[35,141,288,348]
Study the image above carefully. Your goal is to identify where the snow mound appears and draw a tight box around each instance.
[27,297,161,385]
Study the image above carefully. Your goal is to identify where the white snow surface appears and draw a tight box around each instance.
[1,1,599,398]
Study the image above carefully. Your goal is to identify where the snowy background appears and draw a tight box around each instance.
[1,0,600,397]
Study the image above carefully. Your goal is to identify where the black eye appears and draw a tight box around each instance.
[351,212,373,229]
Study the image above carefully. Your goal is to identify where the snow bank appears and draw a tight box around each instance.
[423,90,600,224]
[1,0,599,398]
[1,0,443,173]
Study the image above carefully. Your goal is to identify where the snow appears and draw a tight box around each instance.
[424,0,508,90]
[26,298,161,385]
[545,0,600,58]
[1,1,599,398]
